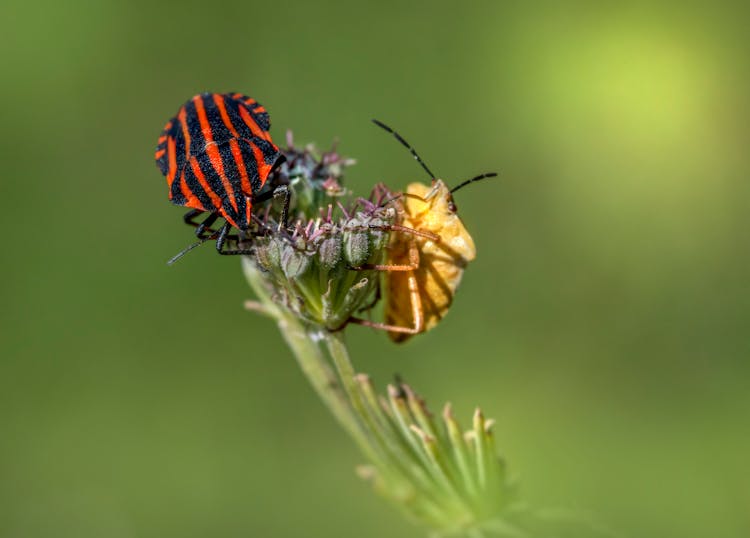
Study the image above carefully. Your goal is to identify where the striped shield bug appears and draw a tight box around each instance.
[350,120,496,342]
[154,92,289,262]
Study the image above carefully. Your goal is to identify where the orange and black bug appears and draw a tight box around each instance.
[155,92,288,261]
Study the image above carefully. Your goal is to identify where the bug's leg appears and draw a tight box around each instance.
[378,223,439,242]
[215,222,255,256]
[347,269,424,336]
[183,209,227,239]
[357,278,382,314]
[183,209,204,227]
[214,222,231,254]
[251,214,280,237]
[350,236,423,272]
[346,241,424,335]
[195,213,219,239]
[369,240,420,271]
[252,185,292,231]
[344,220,435,271]
[404,268,425,334]
[273,185,291,231]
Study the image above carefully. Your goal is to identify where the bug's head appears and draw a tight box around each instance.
[403,179,458,224]
[412,174,498,218]
[418,179,456,213]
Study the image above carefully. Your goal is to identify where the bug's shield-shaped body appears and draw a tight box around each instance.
[385,180,476,342]
[154,93,282,231]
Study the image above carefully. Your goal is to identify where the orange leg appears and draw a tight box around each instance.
[348,270,424,335]
[348,224,434,271]
[343,222,439,244]
[342,220,434,336]
[366,241,420,272]
[347,241,425,335]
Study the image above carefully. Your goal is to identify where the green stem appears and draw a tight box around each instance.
[278,315,360,438]
[241,259,373,457]
[322,330,392,463]
[322,331,360,411]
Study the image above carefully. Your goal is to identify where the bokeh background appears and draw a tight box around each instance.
[1,1,748,536]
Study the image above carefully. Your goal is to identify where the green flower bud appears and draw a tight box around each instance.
[254,237,283,273]
[264,133,353,220]
[343,224,371,267]
[317,229,343,272]
[281,243,312,280]
[366,214,392,260]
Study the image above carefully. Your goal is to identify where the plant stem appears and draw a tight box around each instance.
[241,259,376,459]
[323,329,397,463]
[322,331,362,416]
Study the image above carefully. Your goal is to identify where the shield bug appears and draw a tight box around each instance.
[351,120,496,342]
[154,92,289,261]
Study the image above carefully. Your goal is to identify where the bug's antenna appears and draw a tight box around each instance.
[371,119,435,180]
[450,172,498,194]
[167,237,210,265]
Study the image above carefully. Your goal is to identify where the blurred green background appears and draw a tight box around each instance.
[1,1,748,536]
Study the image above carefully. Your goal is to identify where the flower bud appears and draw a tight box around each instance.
[263,133,353,220]
[281,242,312,280]
[317,232,343,272]
[254,236,283,274]
[343,224,371,267]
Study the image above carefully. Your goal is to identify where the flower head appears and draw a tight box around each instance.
[249,135,395,330]
[253,197,394,330]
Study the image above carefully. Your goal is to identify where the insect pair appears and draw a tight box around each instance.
[155,93,494,341]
